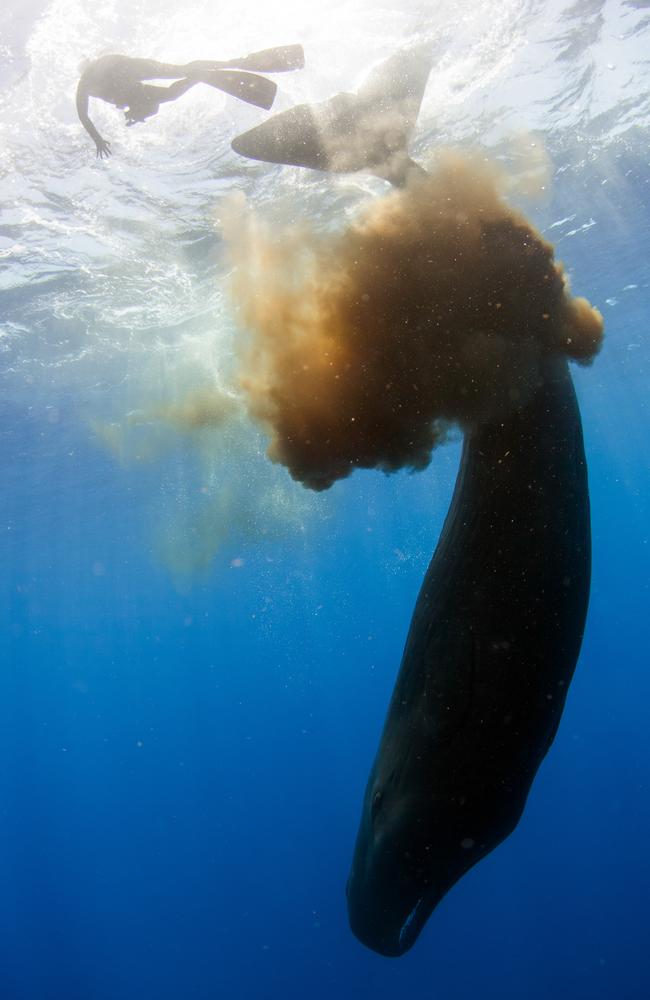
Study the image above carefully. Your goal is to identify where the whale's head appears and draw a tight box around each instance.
[346,766,460,957]
[345,648,481,957]
[346,744,527,957]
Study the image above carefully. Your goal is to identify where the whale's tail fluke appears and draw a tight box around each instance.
[231,44,434,186]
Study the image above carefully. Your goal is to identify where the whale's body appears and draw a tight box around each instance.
[346,359,591,956]
[229,48,594,957]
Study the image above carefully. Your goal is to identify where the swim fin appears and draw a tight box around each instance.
[215,44,305,74]
[231,44,433,185]
[206,69,278,110]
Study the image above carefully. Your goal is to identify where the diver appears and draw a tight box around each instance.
[76,46,305,158]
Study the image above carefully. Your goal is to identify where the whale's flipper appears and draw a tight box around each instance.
[231,44,434,186]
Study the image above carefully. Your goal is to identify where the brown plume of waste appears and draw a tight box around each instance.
[224,153,603,491]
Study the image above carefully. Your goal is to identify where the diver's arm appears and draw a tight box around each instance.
[76,82,111,158]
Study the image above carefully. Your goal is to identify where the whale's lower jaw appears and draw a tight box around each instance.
[346,884,429,958]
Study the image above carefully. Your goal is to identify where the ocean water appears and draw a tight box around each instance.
[1,1,649,997]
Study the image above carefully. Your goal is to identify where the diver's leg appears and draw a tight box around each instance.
[123,60,276,110]
[124,58,222,81]
[154,79,198,104]
[125,82,197,126]
[181,60,227,76]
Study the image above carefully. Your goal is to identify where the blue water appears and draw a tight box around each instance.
[1,1,649,997]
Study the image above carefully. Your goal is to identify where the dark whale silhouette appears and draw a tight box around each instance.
[346,358,591,955]
[231,46,594,957]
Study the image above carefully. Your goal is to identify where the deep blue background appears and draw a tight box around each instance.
[1,35,650,1000]
[1,304,649,1000]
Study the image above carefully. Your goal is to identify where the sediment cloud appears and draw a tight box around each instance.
[94,386,322,579]
[224,153,603,491]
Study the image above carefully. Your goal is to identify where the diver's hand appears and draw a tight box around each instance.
[95,137,111,159]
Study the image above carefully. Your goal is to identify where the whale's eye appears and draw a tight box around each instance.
[371,790,384,821]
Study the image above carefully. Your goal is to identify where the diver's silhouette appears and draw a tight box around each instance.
[76,46,304,158]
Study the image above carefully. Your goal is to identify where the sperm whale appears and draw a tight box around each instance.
[229,45,598,958]
[346,358,591,955]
